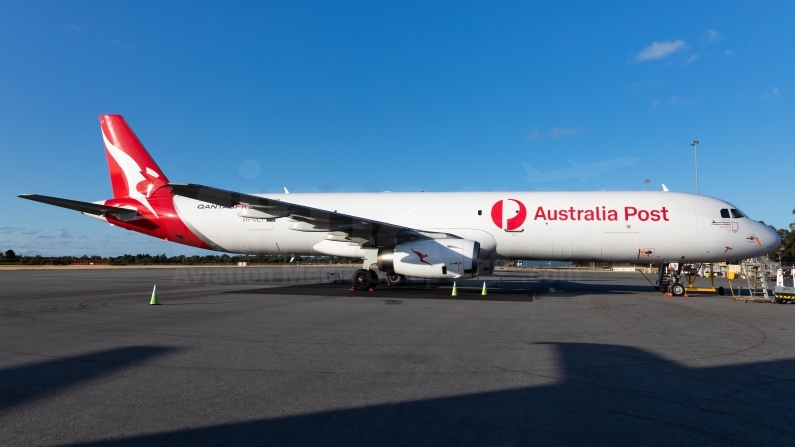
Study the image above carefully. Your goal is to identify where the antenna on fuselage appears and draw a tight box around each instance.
[662,184,669,192]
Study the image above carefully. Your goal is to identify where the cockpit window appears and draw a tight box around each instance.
[720,209,730,219]
[730,209,745,218]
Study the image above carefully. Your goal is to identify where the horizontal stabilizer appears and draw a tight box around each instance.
[18,194,137,219]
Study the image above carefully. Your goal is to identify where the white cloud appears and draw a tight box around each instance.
[65,23,83,33]
[549,127,584,138]
[761,87,780,101]
[669,96,693,106]
[650,100,660,111]
[108,39,134,50]
[635,40,687,62]
[1,227,42,235]
[527,127,584,142]
[725,50,734,56]
[687,54,699,64]
[708,30,721,42]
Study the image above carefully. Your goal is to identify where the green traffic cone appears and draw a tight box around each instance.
[150,285,160,305]
[451,281,458,296]
[481,281,488,296]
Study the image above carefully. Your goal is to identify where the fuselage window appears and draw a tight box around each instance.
[730,209,745,218]
[720,209,730,219]
[478,210,482,216]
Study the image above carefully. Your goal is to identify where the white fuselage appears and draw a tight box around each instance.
[172,190,778,263]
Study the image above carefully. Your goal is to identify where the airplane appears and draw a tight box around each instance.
[522,157,639,182]
[19,115,780,295]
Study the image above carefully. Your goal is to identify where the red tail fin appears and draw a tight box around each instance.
[100,115,169,199]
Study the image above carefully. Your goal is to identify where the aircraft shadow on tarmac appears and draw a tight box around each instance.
[42,342,795,446]
[0,346,175,414]
[224,280,647,301]
[530,281,652,295]
[224,283,538,302]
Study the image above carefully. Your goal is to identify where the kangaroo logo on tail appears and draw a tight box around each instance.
[411,248,433,266]
[100,115,169,217]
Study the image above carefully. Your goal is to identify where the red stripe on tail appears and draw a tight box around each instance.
[100,115,169,199]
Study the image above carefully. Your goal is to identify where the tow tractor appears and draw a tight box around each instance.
[774,266,795,304]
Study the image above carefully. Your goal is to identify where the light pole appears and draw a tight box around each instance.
[690,140,700,194]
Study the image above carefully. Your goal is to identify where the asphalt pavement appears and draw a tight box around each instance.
[1,267,793,446]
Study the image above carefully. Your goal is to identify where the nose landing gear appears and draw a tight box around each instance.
[658,262,687,297]
[670,282,686,297]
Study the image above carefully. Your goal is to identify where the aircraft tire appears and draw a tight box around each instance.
[671,283,686,297]
[368,269,379,287]
[718,286,725,296]
[386,273,406,285]
[352,269,373,291]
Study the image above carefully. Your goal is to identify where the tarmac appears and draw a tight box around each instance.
[0,267,794,446]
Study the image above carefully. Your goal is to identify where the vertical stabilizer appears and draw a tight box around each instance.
[100,115,169,200]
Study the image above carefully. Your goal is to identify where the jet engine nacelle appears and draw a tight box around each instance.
[377,238,480,279]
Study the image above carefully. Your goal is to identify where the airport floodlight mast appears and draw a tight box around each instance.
[691,140,700,194]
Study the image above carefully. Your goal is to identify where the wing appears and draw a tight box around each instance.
[166,183,414,246]
[19,194,138,220]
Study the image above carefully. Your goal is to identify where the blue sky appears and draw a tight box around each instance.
[1,1,793,256]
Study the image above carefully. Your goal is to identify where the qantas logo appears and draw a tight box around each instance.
[491,199,527,231]
[410,248,433,266]
[103,133,160,217]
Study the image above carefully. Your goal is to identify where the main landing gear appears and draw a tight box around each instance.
[351,269,379,291]
[386,273,407,286]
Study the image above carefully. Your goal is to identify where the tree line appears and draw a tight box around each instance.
[769,210,795,264]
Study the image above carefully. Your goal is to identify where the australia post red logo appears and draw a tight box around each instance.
[491,199,528,231]
[491,199,672,230]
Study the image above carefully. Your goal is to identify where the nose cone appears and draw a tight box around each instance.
[763,225,781,254]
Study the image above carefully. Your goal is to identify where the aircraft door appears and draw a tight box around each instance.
[500,199,527,232]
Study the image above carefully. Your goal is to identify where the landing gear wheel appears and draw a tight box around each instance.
[352,269,371,291]
[386,273,407,286]
[351,269,379,291]
[671,283,686,297]
[718,286,725,296]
